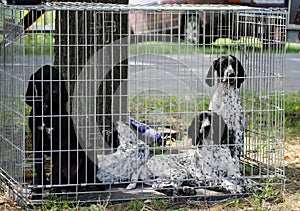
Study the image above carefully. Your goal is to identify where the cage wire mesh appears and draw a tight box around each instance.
[0,2,285,206]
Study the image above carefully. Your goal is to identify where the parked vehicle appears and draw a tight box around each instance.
[129,0,287,45]
[287,0,300,43]
[226,0,286,8]
[129,0,228,44]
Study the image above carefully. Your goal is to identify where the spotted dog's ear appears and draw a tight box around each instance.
[188,111,211,146]
[230,55,246,88]
[205,58,220,87]
[236,58,245,88]
[25,67,43,107]
[210,112,227,145]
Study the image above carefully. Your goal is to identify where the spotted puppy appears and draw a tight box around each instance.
[127,111,243,195]
[205,54,246,165]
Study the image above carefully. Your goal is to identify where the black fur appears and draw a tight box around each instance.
[25,65,97,186]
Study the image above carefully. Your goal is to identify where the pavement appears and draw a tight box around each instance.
[128,53,299,97]
[285,53,300,93]
[0,53,298,99]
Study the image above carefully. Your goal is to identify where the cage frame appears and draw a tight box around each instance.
[0,2,286,207]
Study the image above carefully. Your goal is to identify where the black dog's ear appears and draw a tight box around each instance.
[230,55,245,88]
[188,114,202,146]
[61,83,69,104]
[25,74,35,107]
[210,112,227,145]
[52,66,69,104]
[205,58,220,87]
[25,67,43,107]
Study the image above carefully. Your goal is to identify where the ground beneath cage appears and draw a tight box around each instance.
[0,141,300,210]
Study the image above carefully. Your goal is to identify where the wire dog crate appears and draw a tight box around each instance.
[0,2,285,207]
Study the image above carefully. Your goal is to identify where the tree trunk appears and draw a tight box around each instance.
[54,0,128,154]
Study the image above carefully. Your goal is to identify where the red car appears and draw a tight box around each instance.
[129,0,287,44]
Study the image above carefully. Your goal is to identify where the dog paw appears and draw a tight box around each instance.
[221,179,244,194]
[152,183,175,196]
[152,183,171,190]
[178,186,197,196]
[126,183,137,190]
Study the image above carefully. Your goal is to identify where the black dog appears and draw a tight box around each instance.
[25,65,96,187]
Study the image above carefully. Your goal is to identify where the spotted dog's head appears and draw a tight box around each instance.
[188,111,228,146]
[205,55,245,88]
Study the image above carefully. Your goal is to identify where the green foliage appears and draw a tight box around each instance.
[130,41,233,55]
[224,183,283,211]
[36,195,70,210]
[285,42,300,53]
[34,10,55,25]
[23,33,54,55]
[126,199,146,211]
[213,36,263,49]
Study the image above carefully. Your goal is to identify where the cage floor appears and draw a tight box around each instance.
[27,185,238,206]
[0,152,283,207]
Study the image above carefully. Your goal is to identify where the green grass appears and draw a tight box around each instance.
[130,41,231,55]
[130,39,298,55]
[129,95,209,144]
[32,188,284,210]
[19,34,300,55]
[284,91,300,138]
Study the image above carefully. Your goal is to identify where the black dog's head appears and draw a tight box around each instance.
[25,65,68,110]
[188,111,228,146]
[205,55,245,88]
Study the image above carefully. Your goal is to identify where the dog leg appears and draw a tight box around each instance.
[33,130,48,185]
[51,152,61,184]
[126,164,145,190]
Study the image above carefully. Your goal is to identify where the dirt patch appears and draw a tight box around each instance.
[0,189,21,211]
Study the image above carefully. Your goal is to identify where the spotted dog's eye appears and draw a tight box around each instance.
[220,58,229,70]
[221,62,227,70]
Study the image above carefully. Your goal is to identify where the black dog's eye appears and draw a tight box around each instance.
[42,82,51,89]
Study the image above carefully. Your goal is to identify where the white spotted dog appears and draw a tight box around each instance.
[127,111,243,195]
[97,121,150,184]
[205,54,246,168]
